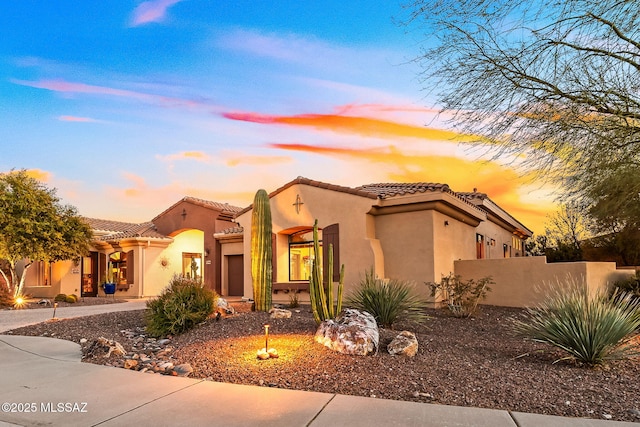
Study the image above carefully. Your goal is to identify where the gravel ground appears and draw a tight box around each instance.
[4,303,640,422]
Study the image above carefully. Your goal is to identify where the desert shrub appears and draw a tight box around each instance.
[513,281,640,366]
[426,273,493,318]
[612,272,640,300]
[288,290,300,308]
[146,275,218,338]
[65,294,77,303]
[345,268,427,328]
[54,293,67,302]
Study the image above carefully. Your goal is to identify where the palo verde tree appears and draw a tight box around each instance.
[0,170,93,297]
[404,0,640,219]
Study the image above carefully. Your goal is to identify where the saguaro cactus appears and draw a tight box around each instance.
[309,219,345,324]
[251,189,273,312]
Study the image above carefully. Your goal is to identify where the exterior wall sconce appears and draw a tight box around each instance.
[444,220,449,226]
[205,248,210,257]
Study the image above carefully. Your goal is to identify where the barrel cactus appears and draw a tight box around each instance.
[309,219,344,324]
[250,189,273,311]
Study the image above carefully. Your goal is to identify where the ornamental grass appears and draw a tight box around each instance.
[346,268,427,328]
[513,278,640,366]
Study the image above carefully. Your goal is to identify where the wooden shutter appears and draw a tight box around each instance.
[99,253,106,283]
[322,223,340,282]
[126,250,134,284]
[271,233,277,283]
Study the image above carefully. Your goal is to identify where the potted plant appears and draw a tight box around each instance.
[102,261,116,295]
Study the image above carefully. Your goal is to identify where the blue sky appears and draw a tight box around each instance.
[0,0,555,232]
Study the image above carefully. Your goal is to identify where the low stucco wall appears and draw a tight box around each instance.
[453,256,634,308]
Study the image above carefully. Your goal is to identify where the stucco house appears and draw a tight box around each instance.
[219,177,533,301]
[23,196,241,299]
[20,176,631,307]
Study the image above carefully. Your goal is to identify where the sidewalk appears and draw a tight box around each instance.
[1,305,639,426]
[0,299,148,333]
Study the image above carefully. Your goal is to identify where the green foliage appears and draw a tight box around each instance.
[346,268,427,328]
[309,219,344,324]
[287,290,300,309]
[250,189,272,312]
[145,275,217,338]
[513,281,640,366]
[65,294,77,303]
[427,273,493,318]
[54,293,67,302]
[0,170,93,297]
[611,272,640,301]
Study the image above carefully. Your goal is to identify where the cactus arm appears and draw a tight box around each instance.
[336,264,345,314]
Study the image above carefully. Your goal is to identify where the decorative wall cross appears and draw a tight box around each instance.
[293,194,304,214]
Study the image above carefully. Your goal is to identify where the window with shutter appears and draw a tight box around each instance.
[322,223,340,282]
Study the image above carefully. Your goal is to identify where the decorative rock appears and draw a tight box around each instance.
[257,349,270,360]
[124,359,139,370]
[93,337,126,358]
[79,338,88,344]
[216,297,235,315]
[387,331,419,357]
[314,309,379,355]
[157,338,171,346]
[173,363,194,377]
[267,348,279,358]
[269,308,292,319]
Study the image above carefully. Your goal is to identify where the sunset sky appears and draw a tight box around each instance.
[0,0,557,233]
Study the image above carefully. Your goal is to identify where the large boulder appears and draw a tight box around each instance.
[314,309,379,355]
[387,331,419,357]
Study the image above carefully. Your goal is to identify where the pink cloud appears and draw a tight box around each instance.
[58,115,98,122]
[12,78,217,111]
[130,0,183,26]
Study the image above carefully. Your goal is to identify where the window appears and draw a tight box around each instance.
[182,252,202,281]
[476,234,485,259]
[109,251,127,285]
[289,230,321,281]
[503,244,510,258]
[512,236,522,251]
[36,261,52,286]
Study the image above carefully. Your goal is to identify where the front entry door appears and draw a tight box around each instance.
[227,255,244,296]
[81,252,99,297]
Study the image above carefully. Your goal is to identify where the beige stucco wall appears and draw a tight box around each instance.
[23,260,80,298]
[453,256,635,308]
[236,184,380,302]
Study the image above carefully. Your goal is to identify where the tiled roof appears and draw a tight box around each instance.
[182,196,243,213]
[83,218,141,233]
[356,182,452,199]
[153,196,243,222]
[217,225,244,235]
[84,218,170,242]
[235,176,378,217]
[456,191,488,202]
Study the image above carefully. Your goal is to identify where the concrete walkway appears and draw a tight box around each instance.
[1,306,639,426]
[0,299,148,333]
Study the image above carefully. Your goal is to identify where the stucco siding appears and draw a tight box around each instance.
[454,256,635,308]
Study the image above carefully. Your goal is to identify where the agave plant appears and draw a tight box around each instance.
[513,279,640,366]
[346,268,427,328]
